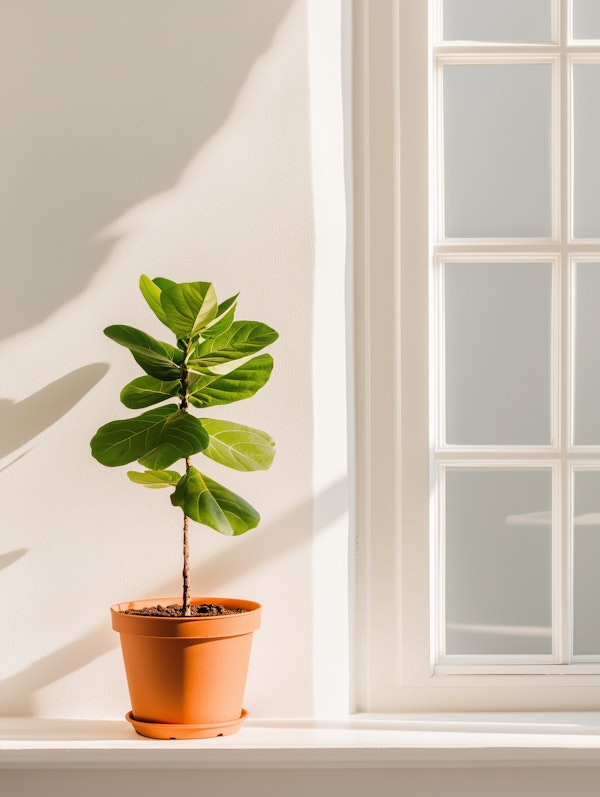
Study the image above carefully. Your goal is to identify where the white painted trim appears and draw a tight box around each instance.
[8,715,600,769]
[350,0,372,714]
[435,663,600,675]
[567,0,574,43]
[351,0,405,713]
[351,0,370,714]
[307,0,350,718]
[554,0,563,43]
[435,52,563,62]
[353,0,600,711]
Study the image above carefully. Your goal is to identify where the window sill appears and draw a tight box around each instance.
[3,713,600,769]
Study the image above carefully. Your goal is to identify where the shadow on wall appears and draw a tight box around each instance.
[0,549,28,572]
[0,0,293,341]
[0,478,347,716]
[0,363,109,459]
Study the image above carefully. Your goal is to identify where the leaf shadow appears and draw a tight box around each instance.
[0,450,31,473]
[0,364,109,459]
[0,549,28,572]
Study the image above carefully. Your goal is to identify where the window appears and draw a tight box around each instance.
[352,0,600,711]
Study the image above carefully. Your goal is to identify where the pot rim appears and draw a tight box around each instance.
[110,596,262,638]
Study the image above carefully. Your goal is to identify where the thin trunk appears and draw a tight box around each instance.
[180,343,192,616]
[182,504,191,616]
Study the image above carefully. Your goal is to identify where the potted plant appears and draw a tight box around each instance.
[90,276,278,739]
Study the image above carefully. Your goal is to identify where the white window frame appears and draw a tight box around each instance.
[352,0,600,712]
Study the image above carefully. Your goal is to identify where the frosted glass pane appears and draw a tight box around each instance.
[573,0,600,39]
[445,262,552,445]
[573,65,600,239]
[573,262,600,444]
[445,469,552,656]
[573,471,600,656]
[443,64,552,238]
[444,0,552,42]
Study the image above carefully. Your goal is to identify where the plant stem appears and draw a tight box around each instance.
[180,342,192,617]
[182,494,191,616]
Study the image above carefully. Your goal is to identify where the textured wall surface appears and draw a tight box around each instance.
[0,0,347,721]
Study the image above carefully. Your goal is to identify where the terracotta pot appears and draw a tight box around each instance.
[111,596,261,739]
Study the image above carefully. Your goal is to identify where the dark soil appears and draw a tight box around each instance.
[122,603,246,617]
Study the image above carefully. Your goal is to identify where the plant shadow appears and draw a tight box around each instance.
[0,549,28,572]
[0,364,109,459]
[1,0,293,341]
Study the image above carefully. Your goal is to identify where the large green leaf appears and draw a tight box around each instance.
[200,419,275,471]
[127,469,182,488]
[120,376,180,409]
[139,275,172,326]
[160,282,218,338]
[201,293,238,338]
[90,405,208,468]
[188,354,273,408]
[153,276,178,291]
[171,466,260,535]
[189,321,278,370]
[104,325,183,380]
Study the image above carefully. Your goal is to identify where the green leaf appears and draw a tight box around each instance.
[189,321,278,369]
[127,469,182,488]
[160,282,218,338]
[139,275,169,326]
[201,293,238,338]
[90,405,208,468]
[200,419,275,471]
[104,325,183,380]
[171,466,260,535]
[188,354,273,408]
[120,376,180,409]
[153,277,177,291]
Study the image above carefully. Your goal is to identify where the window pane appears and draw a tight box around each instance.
[572,64,600,239]
[443,0,553,42]
[573,470,600,656]
[445,468,553,656]
[573,0,600,40]
[444,261,552,445]
[573,262,600,444]
[443,64,552,238]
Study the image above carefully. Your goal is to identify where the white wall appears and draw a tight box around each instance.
[0,0,348,722]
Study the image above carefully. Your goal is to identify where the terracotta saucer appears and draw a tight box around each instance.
[125,709,248,740]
